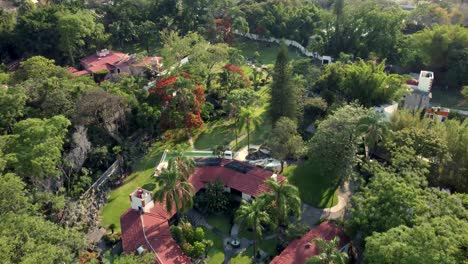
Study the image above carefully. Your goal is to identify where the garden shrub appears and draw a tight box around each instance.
[170,220,213,260]
[204,180,230,213]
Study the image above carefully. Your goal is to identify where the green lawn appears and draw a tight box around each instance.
[230,247,254,264]
[194,86,272,151]
[99,137,184,232]
[204,228,225,264]
[206,214,232,234]
[283,160,339,208]
[431,87,467,110]
[233,39,303,66]
[193,120,236,150]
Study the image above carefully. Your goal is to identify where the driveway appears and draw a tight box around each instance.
[300,181,352,227]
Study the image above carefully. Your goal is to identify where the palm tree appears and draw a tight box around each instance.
[235,199,272,260]
[306,237,348,264]
[167,146,195,179]
[356,113,388,159]
[154,167,195,215]
[239,107,259,151]
[261,179,302,227]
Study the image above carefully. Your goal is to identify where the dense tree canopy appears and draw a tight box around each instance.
[364,216,468,264]
[314,60,407,107]
[402,25,468,87]
[4,115,70,182]
[309,104,373,182]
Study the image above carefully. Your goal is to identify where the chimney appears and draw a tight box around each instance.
[129,187,154,213]
[417,70,434,92]
[97,49,110,57]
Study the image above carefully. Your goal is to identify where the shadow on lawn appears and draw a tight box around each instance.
[142,183,156,191]
[194,123,236,150]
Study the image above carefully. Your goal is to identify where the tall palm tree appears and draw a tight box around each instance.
[154,167,195,215]
[235,199,272,259]
[262,179,302,226]
[239,107,259,151]
[306,237,348,264]
[356,113,388,159]
[167,146,195,179]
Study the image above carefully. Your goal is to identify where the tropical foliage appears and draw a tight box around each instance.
[235,199,272,258]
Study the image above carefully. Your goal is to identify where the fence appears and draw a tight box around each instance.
[233,30,333,63]
[81,159,121,199]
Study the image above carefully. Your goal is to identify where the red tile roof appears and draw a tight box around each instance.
[80,51,130,73]
[190,160,286,197]
[120,204,191,264]
[270,222,349,264]
[121,159,286,263]
[67,66,91,76]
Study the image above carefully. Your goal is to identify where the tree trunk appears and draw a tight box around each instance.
[247,123,250,151]
[364,144,369,160]
[253,231,258,262]
[280,160,284,173]
[68,47,75,66]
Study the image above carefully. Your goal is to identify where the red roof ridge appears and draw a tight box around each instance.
[270,221,349,264]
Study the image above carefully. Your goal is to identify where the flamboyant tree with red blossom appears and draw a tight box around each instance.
[149,73,205,130]
[220,64,251,93]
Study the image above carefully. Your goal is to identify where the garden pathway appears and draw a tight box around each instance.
[300,181,352,227]
[230,223,240,237]
[234,146,248,161]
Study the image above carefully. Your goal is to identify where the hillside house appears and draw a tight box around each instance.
[401,70,434,110]
[69,49,162,78]
[425,107,450,122]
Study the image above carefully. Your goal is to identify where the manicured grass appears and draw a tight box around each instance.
[194,86,272,150]
[238,227,255,241]
[233,39,303,66]
[194,120,236,150]
[431,87,467,110]
[283,160,339,208]
[206,214,232,234]
[230,247,254,264]
[100,136,185,232]
[204,228,225,264]
[258,238,277,256]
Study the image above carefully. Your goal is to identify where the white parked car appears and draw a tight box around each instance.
[223,151,233,160]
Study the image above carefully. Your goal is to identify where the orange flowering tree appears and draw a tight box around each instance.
[149,73,205,130]
[219,64,251,93]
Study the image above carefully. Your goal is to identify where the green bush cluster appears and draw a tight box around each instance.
[170,220,213,260]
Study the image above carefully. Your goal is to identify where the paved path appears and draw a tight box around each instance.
[230,223,240,237]
[300,181,352,227]
[234,146,248,161]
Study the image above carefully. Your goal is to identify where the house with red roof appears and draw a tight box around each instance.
[425,106,450,122]
[270,221,350,264]
[120,159,286,263]
[69,49,162,78]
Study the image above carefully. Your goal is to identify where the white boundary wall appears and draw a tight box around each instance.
[233,30,333,63]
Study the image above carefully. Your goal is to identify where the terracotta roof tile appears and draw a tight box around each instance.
[270,222,349,264]
[121,159,286,263]
[190,160,286,197]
